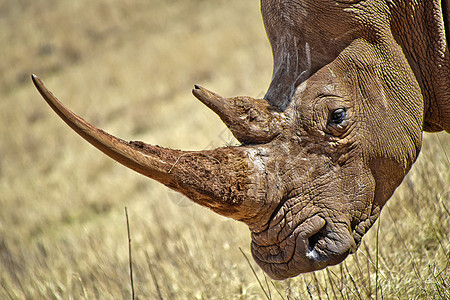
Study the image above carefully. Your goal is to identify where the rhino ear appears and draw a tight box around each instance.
[261,4,312,110]
[263,35,311,110]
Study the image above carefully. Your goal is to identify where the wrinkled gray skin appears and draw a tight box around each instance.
[33,0,449,280]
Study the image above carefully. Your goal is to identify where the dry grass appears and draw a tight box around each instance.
[1,0,448,299]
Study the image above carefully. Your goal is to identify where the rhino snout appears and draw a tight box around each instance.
[251,215,357,280]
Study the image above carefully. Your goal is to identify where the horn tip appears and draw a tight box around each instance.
[192,84,208,96]
[192,85,221,103]
[31,74,39,84]
[31,74,47,93]
[192,85,209,103]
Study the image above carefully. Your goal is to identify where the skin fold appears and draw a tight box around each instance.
[32,0,448,279]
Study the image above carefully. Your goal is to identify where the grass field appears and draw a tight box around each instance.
[1,1,449,299]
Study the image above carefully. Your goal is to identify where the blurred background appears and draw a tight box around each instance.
[1,0,449,298]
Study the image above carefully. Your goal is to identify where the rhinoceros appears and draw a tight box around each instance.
[33,0,449,279]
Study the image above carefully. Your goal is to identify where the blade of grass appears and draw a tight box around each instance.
[303,277,314,300]
[326,269,338,299]
[144,251,163,300]
[239,247,271,300]
[321,272,332,300]
[352,251,370,296]
[124,207,135,300]
[439,195,450,217]
[375,216,381,300]
[270,282,286,300]
[264,274,272,299]
[344,262,363,300]
[312,272,323,300]
[328,268,362,300]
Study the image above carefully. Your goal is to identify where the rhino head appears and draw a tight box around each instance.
[33,0,448,279]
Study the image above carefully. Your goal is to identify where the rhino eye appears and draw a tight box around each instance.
[330,108,347,124]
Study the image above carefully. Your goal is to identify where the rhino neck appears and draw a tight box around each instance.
[389,0,450,133]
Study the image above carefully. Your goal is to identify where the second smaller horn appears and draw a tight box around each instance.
[193,85,287,144]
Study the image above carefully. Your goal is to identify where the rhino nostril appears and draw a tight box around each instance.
[308,231,322,252]
[304,216,326,256]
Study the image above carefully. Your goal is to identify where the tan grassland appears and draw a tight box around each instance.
[1,1,449,298]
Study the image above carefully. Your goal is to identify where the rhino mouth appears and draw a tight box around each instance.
[251,205,357,279]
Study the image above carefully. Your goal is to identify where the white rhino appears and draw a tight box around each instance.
[33,0,449,279]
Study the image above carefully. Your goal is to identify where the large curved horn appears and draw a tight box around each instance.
[31,75,269,225]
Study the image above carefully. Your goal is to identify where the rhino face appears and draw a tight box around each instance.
[33,0,429,280]
[249,39,423,278]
